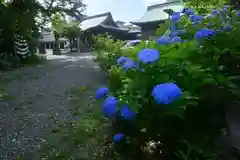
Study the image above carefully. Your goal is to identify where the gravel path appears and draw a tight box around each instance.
[0,52,106,160]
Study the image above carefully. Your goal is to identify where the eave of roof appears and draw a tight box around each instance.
[100,24,129,31]
[80,12,128,32]
[130,0,183,25]
[128,29,141,33]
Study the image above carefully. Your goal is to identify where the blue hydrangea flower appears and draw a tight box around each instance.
[169,31,178,38]
[156,36,172,45]
[236,11,240,17]
[189,15,196,22]
[169,30,186,38]
[137,48,160,64]
[184,8,194,15]
[171,12,181,23]
[195,28,216,39]
[122,59,138,71]
[152,82,182,104]
[117,56,129,65]
[223,25,232,32]
[169,25,177,31]
[96,87,109,99]
[190,15,203,23]
[223,5,229,12]
[113,133,125,143]
[172,36,181,43]
[181,8,187,13]
[120,105,136,120]
[211,10,219,17]
[195,30,205,39]
[102,96,118,117]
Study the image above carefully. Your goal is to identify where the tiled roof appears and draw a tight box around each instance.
[80,14,109,31]
[79,12,128,32]
[115,20,125,27]
[131,0,183,24]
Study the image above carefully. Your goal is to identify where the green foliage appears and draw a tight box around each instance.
[94,7,240,160]
[93,34,125,70]
[0,54,46,70]
[51,14,66,34]
[62,21,81,52]
[0,0,43,69]
[0,0,39,54]
[184,0,229,14]
[183,0,228,13]
[63,21,81,39]
[38,0,86,21]
[21,54,47,65]
[0,0,86,68]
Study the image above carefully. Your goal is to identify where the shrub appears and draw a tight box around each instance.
[94,7,240,160]
[93,34,125,70]
[0,53,46,70]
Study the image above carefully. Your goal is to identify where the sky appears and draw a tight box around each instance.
[82,0,165,22]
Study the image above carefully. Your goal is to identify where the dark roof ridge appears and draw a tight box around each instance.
[147,0,181,11]
[84,12,111,20]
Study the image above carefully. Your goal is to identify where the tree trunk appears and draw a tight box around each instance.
[53,31,61,55]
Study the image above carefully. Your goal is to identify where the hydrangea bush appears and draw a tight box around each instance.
[93,34,125,71]
[94,6,240,159]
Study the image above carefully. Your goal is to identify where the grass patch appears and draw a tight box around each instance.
[35,86,117,160]
[0,88,14,101]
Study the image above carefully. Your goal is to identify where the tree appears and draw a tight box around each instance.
[0,0,39,55]
[63,21,81,52]
[37,0,86,29]
[183,0,228,13]
[37,0,86,55]
[51,14,66,55]
[0,0,85,69]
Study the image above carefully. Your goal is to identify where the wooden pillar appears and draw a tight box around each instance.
[38,43,46,54]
